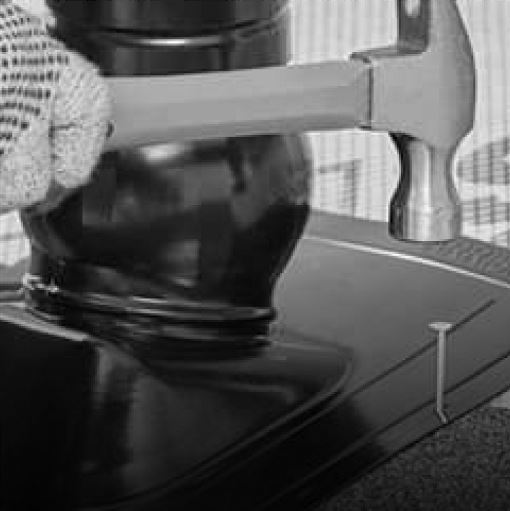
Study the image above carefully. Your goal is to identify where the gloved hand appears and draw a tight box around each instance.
[0,0,111,214]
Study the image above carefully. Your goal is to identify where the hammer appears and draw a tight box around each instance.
[105,0,476,242]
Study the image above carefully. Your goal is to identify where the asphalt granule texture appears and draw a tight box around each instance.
[324,407,510,511]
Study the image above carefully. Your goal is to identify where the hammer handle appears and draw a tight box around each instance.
[105,60,369,150]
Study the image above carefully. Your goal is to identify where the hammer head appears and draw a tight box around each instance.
[353,0,476,242]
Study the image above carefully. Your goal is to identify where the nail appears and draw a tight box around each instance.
[429,321,453,424]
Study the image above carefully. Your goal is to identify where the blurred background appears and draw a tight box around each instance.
[1,0,509,265]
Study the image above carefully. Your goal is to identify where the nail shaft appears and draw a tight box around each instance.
[429,322,453,424]
[436,329,448,423]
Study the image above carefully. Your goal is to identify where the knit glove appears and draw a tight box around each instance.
[0,0,111,214]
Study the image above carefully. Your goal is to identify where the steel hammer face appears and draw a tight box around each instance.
[353,0,476,241]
